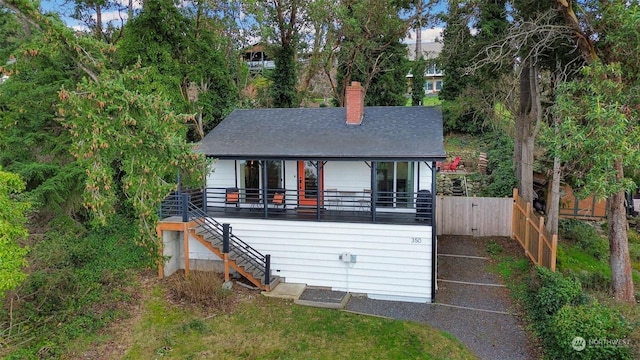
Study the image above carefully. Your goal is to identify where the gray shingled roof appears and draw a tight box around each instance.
[196,106,445,161]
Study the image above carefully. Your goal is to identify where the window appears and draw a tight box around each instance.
[435,80,443,91]
[239,160,259,201]
[425,80,433,93]
[425,62,442,76]
[266,161,282,190]
[239,160,283,201]
[376,162,415,208]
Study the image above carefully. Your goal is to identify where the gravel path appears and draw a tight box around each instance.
[344,236,535,360]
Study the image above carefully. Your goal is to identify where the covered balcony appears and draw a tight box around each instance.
[162,187,434,226]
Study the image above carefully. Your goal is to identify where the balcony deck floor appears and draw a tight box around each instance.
[205,206,432,226]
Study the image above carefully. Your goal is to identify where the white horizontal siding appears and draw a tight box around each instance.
[324,161,371,191]
[418,161,433,191]
[207,160,236,189]
[218,218,433,302]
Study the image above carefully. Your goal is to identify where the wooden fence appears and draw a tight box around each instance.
[436,189,558,271]
[512,188,558,271]
[436,195,513,237]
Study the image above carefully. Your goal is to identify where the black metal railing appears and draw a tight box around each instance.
[202,187,434,225]
[159,192,271,286]
[159,192,183,218]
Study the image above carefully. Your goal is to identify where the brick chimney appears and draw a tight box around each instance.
[345,81,365,125]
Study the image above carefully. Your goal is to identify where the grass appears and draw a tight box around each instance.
[116,284,476,360]
[406,95,443,107]
[485,240,531,305]
[443,133,486,154]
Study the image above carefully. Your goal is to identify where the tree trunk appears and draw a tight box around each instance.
[608,160,635,303]
[545,67,566,237]
[95,4,103,41]
[546,155,561,236]
[515,59,537,203]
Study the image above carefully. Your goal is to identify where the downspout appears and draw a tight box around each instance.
[431,161,437,303]
[371,161,377,222]
[262,160,268,218]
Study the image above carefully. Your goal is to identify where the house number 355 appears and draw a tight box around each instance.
[411,237,422,243]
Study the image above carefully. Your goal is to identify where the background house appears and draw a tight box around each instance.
[242,43,275,73]
[406,41,444,94]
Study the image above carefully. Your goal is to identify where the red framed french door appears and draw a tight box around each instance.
[298,161,323,207]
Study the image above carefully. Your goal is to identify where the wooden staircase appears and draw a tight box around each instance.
[160,193,280,291]
[188,221,280,291]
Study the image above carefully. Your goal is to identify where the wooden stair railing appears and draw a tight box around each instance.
[184,199,279,291]
[159,193,279,290]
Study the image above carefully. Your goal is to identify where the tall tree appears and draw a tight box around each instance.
[438,0,477,133]
[365,39,410,106]
[71,0,121,43]
[550,0,639,303]
[244,0,308,108]
[438,0,472,102]
[2,0,207,248]
[118,0,236,140]
[0,4,87,217]
[411,58,426,106]
[331,0,413,106]
[410,0,426,106]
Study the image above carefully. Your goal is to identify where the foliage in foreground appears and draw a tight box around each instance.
[123,285,476,360]
[0,167,30,293]
[487,237,638,360]
[526,267,632,360]
[0,216,152,359]
[58,66,208,252]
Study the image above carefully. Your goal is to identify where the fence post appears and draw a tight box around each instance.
[550,234,558,272]
[538,216,545,267]
[264,254,271,287]
[512,188,518,239]
[202,187,207,213]
[222,223,230,254]
[181,193,189,222]
[524,201,531,258]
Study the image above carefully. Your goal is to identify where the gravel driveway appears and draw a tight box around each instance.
[344,236,535,360]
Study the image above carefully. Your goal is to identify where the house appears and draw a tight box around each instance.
[158,82,446,303]
[242,43,275,72]
[406,41,444,94]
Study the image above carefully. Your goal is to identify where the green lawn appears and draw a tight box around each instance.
[74,283,477,359]
[406,95,442,107]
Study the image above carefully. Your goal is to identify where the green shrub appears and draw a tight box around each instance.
[442,100,485,135]
[485,241,504,256]
[548,303,632,360]
[527,267,584,323]
[627,229,640,245]
[559,219,609,260]
[574,271,611,292]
